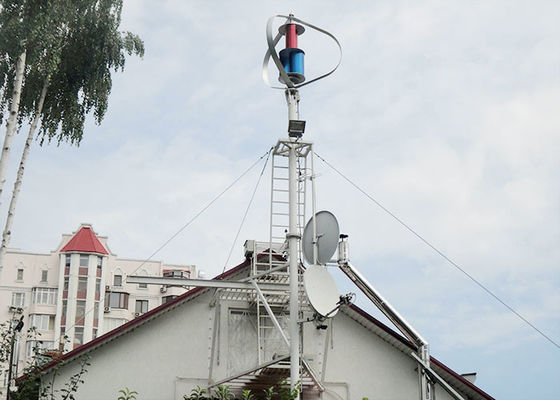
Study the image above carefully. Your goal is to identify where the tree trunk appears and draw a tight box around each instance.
[0,50,27,201]
[0,77,48,271]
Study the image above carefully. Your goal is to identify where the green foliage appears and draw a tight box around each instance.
[0,320,12,364]
[278,381,301,400]
[186,385,207,400]
[117,387,139,400]
[183,381,302,400]
[240,390,254,400]
[37,0,144,145]
[213,385,234,400]
[0,0,144,145]
[49,354,91,400]
[3,327,90,400]
[0,313,42,399]
[262,386,276,400]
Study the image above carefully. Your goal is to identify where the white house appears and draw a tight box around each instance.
[31,247,494,400]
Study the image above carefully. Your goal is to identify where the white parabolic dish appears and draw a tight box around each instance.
[303,265,340,317]
[302,210,340,265]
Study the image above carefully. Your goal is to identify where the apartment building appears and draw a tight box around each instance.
[0,223,195,394]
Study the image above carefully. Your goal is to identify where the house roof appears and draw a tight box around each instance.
[30,258,250,378]
[60,225,108,255]
[28,258,494,399]
[346,305,495,400]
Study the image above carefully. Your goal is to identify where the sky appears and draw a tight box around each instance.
[1,1,559,398]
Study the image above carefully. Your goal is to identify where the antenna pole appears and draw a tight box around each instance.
[264,14,341,396]
[286,87,301,397]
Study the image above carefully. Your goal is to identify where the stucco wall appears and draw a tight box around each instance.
[42,294,214,400]
[42,291,462,400]
[318,312,456,400]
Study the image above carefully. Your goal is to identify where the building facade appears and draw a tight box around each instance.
[32,257,494,400]
[0,224,195,395]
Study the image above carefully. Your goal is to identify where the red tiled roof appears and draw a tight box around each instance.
[60,226,108,255]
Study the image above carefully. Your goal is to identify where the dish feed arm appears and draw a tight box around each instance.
[337,261,428,350]
[337,238,429,363]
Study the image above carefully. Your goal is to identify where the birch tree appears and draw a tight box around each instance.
[0,0,32,200]
[0,0,144,270]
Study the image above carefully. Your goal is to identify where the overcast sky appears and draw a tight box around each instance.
[1,1,559,398]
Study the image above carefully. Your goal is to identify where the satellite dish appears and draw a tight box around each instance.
[303,265,340,317]
[302,211,340,265]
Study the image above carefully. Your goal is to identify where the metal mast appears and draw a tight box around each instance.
[263,14,341,397]
[129,14,340,398]
[286,88,301,395]
[276,17,307,395]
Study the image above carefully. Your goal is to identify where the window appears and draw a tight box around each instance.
[92,328,98,339]
[41,270,48,282]
[63,277,69,291]
[30,314,54,331]
[77,277,88,297]
[105,291,129,309]
[74,327,84,345]
[162,270,190,279]
[32,288,57,305]
[76,300,86,322]
[94,302,99,318]
[26,341,54,358]
[62,300,67,317]
[25,341,34,358]
[97,256,103,270]
[95,278,101,293]
[79,254,89,267]
[228,309,259,372]
[65,254,71,267]
[162,295,177,304]
[104,318,126,331]
[135,300,148,314]
[138,283,148,289]
[16,268,24,280]
[11,292,25,307]
[113,274,122,286]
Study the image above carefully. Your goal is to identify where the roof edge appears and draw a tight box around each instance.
[26,257,493,400]
[431,356,495,400]
[25,257,250,379]
[347,304,494,400]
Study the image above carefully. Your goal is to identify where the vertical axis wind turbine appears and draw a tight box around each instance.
[263,14,342,398]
